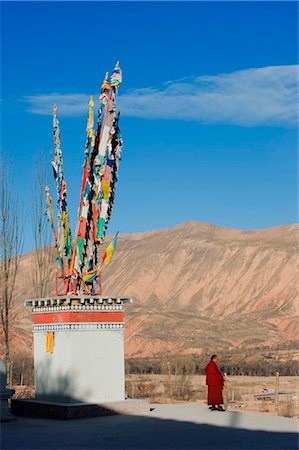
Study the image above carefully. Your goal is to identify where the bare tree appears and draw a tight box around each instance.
[0,154,23,386]
[31,153,53,298]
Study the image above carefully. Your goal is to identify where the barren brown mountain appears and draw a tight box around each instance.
[2,221,299,362]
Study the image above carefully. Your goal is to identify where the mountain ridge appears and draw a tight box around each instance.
[1,220,298,361]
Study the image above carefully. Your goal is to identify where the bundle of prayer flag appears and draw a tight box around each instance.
[47,63,123,295]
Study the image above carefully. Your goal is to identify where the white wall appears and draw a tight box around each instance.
[34,330,125,404]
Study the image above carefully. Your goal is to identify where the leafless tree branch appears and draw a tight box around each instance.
[0,153,23,385]
[31,152,54,298]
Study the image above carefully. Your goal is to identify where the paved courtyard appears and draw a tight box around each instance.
[2,403,298,450]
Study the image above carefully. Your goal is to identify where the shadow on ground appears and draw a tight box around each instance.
[4,360,297,449]
[2,409,298,450]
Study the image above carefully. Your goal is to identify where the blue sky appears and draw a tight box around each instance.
[1,1,298,252]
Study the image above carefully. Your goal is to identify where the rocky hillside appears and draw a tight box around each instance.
[2,221,299,360]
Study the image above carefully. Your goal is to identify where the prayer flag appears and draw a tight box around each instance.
[82,270,98,284]
[52,105,73,263]
[101,232,119,266]
[48,64,123,295]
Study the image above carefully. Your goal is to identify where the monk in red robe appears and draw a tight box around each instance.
[205,354,225,411]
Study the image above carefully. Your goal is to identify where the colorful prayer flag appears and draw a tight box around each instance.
[101,232,119,266]
[47,64,123,295]
[52,105,73,264]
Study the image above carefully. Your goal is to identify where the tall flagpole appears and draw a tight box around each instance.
[45,186,62,266]
[52,105,73,269]
[68,96,95,293]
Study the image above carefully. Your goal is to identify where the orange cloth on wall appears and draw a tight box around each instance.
[45,332,54,353]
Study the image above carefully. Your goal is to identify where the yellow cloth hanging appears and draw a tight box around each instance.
[102,180,111,199]
[86,96,94,138]
[45,332,54,353]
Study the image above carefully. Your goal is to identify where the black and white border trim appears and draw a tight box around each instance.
[33,322,124,332]
[32,304,123,313]
[26,296,132,308]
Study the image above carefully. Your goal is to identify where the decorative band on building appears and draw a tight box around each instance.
[30,297,127,333]
[32,304,123,313]
[33,322,124,332]
[25,296,132,308]
[33,311,124,325]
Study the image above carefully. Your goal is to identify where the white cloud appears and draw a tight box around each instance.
[24,65,299,126]
[24,93,90,116]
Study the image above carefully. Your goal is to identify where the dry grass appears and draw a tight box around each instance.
[278,396,297,418]
[126,374,299,417]
[13,386,35,399]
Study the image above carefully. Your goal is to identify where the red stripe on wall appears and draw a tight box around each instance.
[33,311,124,324]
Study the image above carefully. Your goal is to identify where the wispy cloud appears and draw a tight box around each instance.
[24,93,90,116]
[24,65,299,126]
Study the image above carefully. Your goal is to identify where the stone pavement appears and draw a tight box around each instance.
[2,403,298,450]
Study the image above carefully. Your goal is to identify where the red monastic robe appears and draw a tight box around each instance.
[205,360,224,405]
